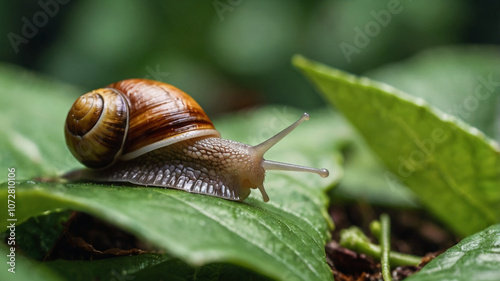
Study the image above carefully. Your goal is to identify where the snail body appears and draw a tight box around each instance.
[64,79,328,202]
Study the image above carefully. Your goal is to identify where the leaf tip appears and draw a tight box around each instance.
[291,54,309,69]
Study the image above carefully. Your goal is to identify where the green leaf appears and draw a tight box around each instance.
[406,224,500,281]
[45,254,187,281]
[0,64,339,280]
[1,247,272,281]
[0,244,65,281]
[293,54,500,237]
[10,211,71,260]
[0,63,82,179]
[333,127,418,207]
[367,46,500,139]
[1,181,333,281]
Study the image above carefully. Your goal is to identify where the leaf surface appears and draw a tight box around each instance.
[1,180,333,281]
[0,64,83,179]
[406,224,500,281]
[294,55,500,237]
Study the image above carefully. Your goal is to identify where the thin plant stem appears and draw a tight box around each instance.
[340,226,422,267]
[380,214,392,281]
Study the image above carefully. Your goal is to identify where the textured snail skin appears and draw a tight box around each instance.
[65,137,264,201]
[64,79,329,202]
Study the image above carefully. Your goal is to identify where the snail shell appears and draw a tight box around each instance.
[64,79,328,202]
[65,79,220,168]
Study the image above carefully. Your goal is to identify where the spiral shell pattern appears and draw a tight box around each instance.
[65,89,129,168]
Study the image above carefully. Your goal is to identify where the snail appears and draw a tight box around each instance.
[64,79,329,202]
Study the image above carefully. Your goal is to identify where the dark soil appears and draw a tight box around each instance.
[326,203,459,280]
[44,212,158,261]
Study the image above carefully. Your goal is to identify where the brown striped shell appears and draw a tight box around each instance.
[64,79,220,168]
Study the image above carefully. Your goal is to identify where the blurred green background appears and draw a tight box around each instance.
[1,0,499,117]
